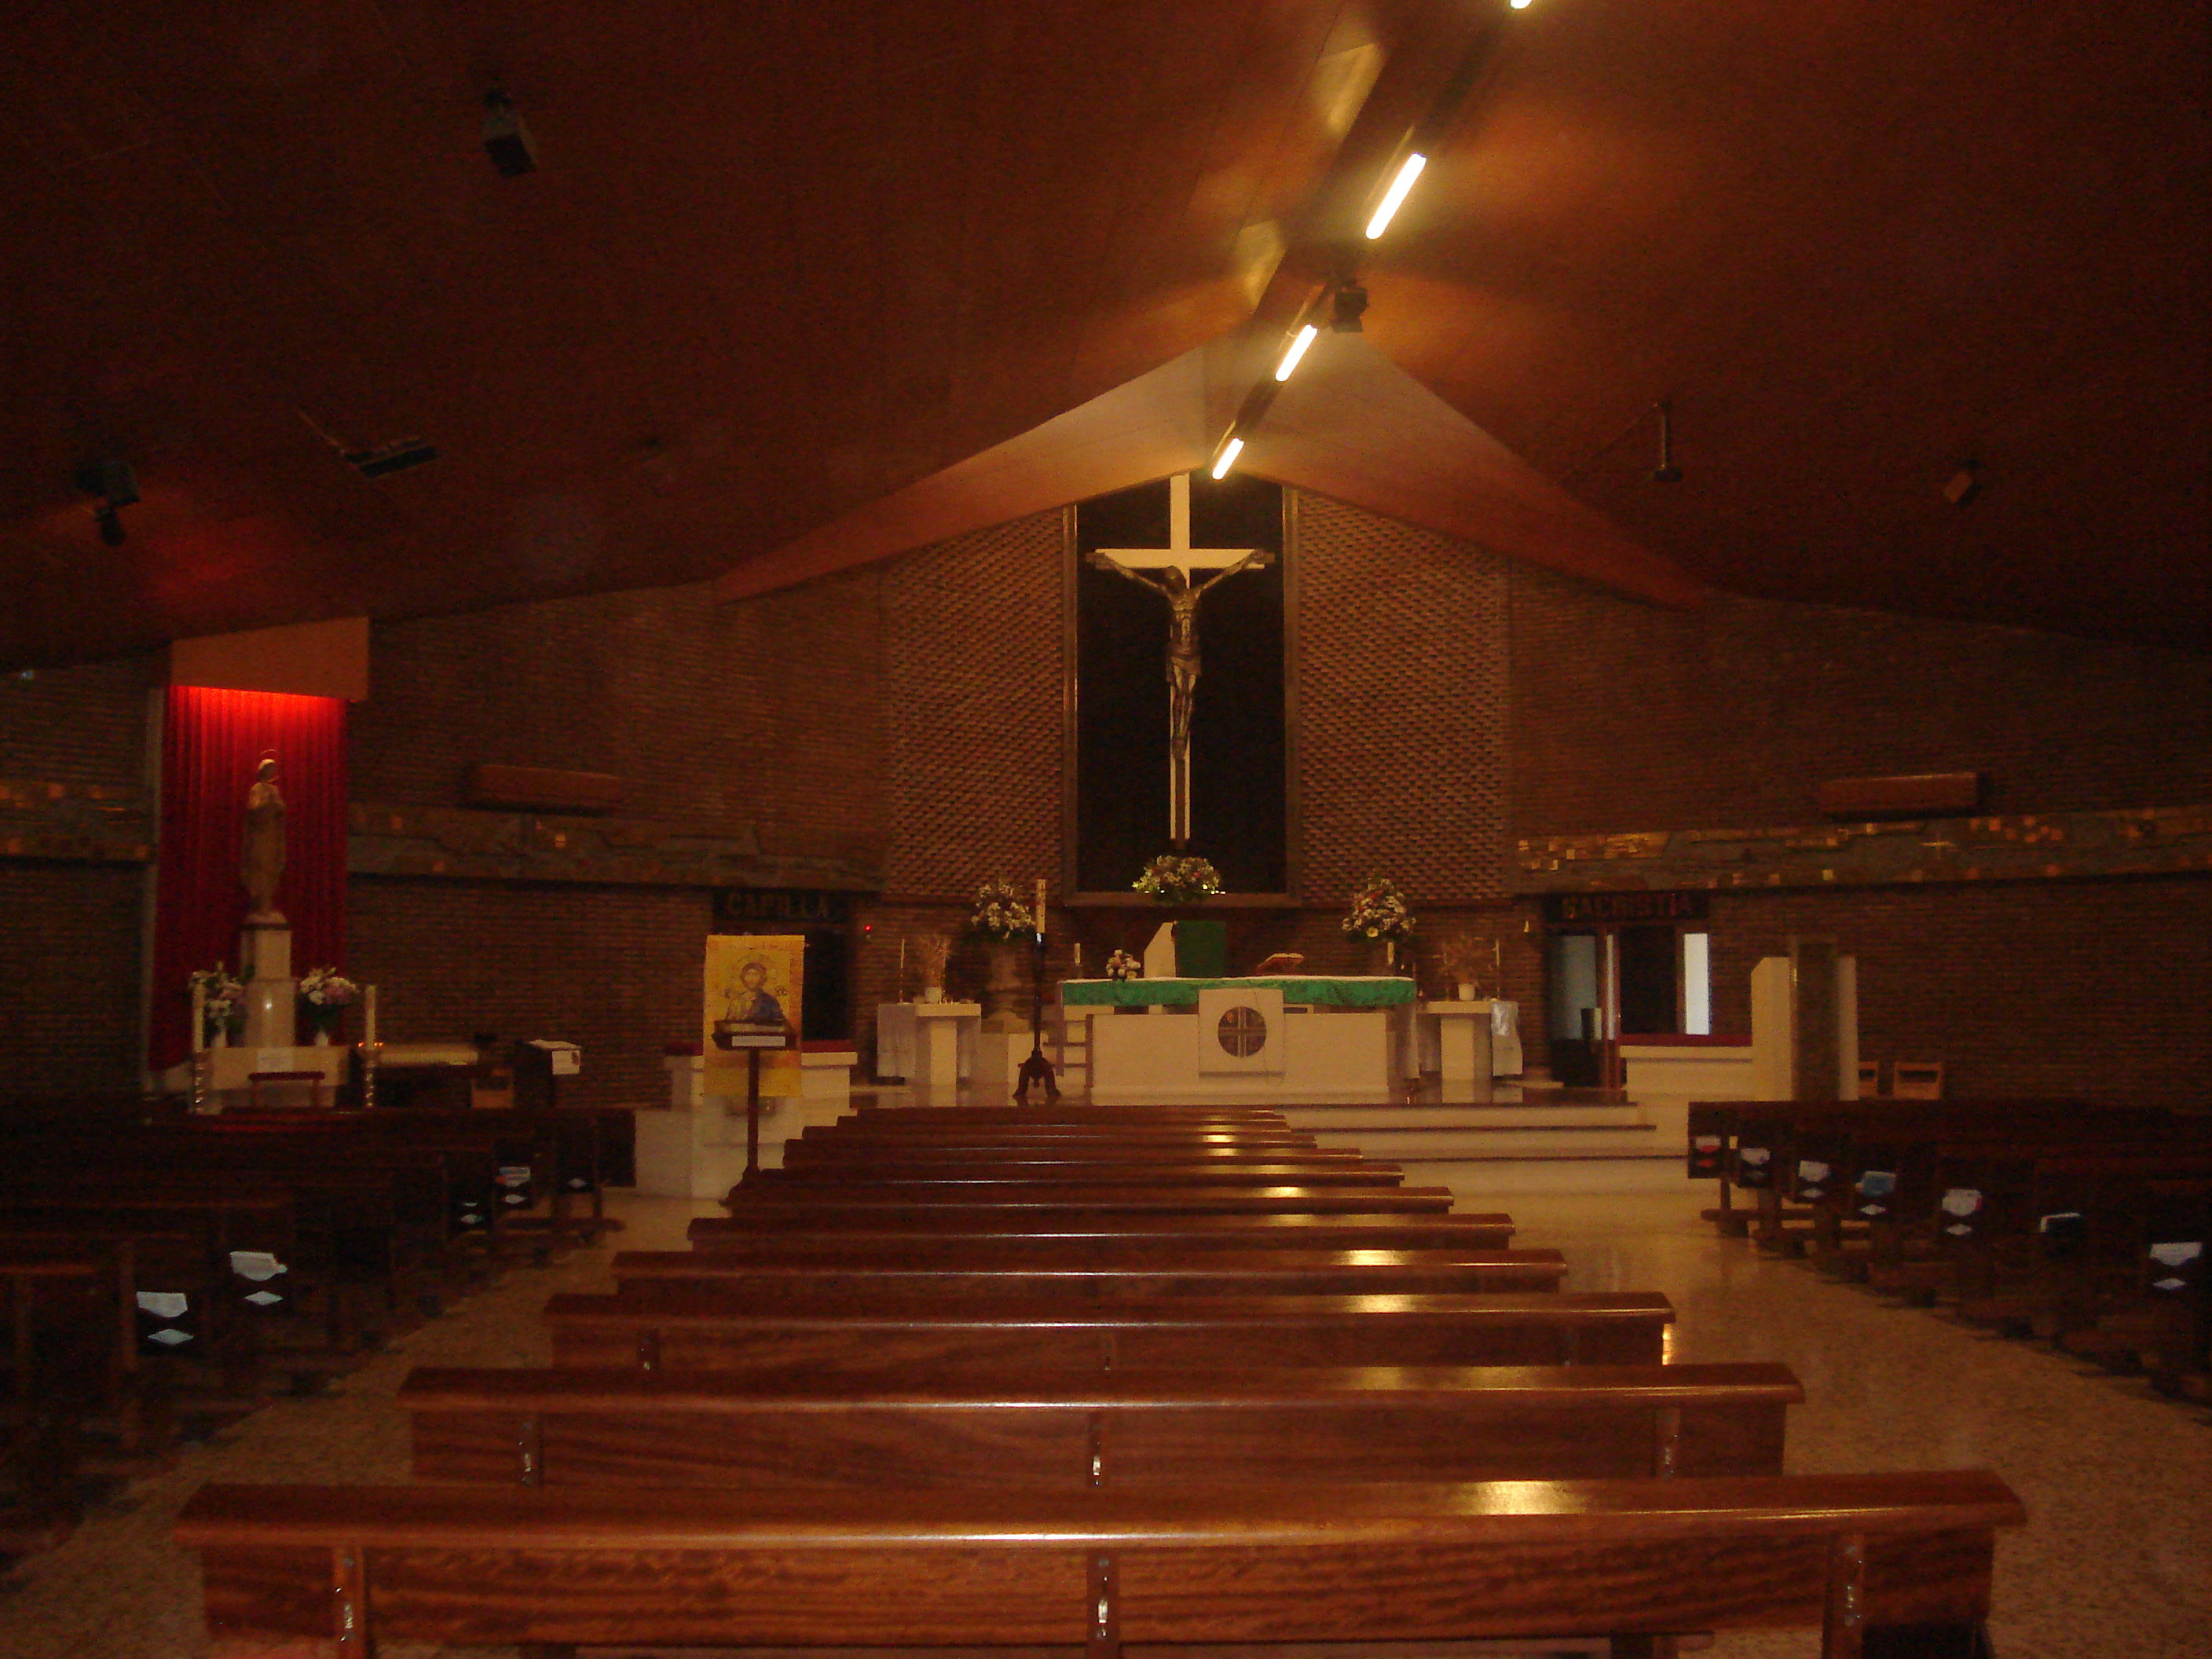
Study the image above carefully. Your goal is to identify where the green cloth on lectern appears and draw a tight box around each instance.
[1060,976,1415,1009]
[1171,920,1228,978]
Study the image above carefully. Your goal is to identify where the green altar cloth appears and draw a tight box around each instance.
[1060,976,1415,1009]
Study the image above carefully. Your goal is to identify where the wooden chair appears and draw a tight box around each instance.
[1891,1060,1945,1099]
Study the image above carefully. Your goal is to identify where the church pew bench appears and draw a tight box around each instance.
[687,1209,1518,1251]
[396,1360,1802,1488]
[843,1104,1293,1121]
[781,1137,1353,1164]
[718,1182,1459,1218]
[540,1288,1673,1372]
[0,1229,183,1459]
[738,1159,1411,1191]
[610,1243,1569,1299]
[174,1469,2027,1659]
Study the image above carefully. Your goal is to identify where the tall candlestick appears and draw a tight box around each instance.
[364,984,379,1046]
[899,936,907,998]
[1035,878,1047,937]
[191,980,207,1054]
[1075,942,1084,977]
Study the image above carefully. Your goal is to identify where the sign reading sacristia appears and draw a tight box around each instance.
[702,933,804,1097]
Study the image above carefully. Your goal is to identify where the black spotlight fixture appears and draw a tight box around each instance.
[1331,282,1368,333]
[75,457,139,545]
[1651,401,1683,483]
[482,89,537,177]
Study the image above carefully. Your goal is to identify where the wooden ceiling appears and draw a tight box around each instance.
[2,1,2206,667]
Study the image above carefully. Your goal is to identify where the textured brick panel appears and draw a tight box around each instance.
[0,862,145,1093]
[0,655,155,786]
[1295,492,1509,908]
[346,877,709,1111]
[882,512,1064,899]
[1510,566,2212,837]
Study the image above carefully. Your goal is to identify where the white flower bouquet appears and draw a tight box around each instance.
[969,877,1037,941]
[189,964,245,1016]
[1133,855,1221,905]
[1342,877,1415,943]
[298,966,361,1007]
[1104,949,1143,982]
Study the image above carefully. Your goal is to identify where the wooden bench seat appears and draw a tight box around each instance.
[687,1210,1518,1251]
[175,1470,2025,1658]
[610,1243,1569,1298]
[720,1183,1458,1217]
[781,1140,1355,1166]
[542,1288,1673,1372]
[740,1160,1410,1189]
[397,1360,1800,1489]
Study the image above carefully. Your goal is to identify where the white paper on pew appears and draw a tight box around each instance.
[1739,1147,1771,1166]
[1796,1159,1830,1181]
[229,1251,287,1280]
[136,1291,188,1319]
[1940,1188,1982,1216]
[2150,1241,2203,1267]
[2154,1278,2188,1292]
[244,1290,284,1306]
[147,1328,192,1346]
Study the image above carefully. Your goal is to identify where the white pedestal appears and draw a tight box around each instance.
[1750,955,1859,1099]
[636,1049,859,1198]
[240,920,297,1049]
[160,1044,347,1107]
[1421,1000,1496,1085]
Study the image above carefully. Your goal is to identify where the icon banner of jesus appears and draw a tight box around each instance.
[703,932,805,1095]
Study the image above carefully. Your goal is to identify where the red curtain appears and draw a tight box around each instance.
[149,687,349,1071]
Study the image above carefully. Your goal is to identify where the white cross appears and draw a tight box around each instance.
[1091,473,1262,576]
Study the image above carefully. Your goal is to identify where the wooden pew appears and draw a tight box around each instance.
[779,1139,1353,1166]
[541,1287,1674,1372]
[610,1243,1569,1298]
[719,1182,1458,1218]
[738,1159,1410,1190]
[176,1470,2026,1657]
[688,1210,1518,1251]
[397,1361,1802,1488]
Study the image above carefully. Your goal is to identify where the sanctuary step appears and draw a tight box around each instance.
[1280,1099,1668,1165]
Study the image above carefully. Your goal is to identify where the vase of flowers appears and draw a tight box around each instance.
[1342,877,1415,974]
[297,966,361,1046]
[1437,931,1487,1001]
[1133,855,1221,906]
[968,879,1038,1023]
[189,965,246,1047]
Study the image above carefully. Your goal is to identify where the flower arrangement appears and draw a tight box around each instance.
[1342,876,1415,943]
[298,966,360,1008]
[1435,930,1488,991]
[189,964,246,1042]
[968,878,1036,941]
[1104,949,1143,982]
[1133,855,1221,906]
[914,934,953,993]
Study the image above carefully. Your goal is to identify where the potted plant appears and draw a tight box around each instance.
[1436,932,1487,1001]
[968,878,1037,1024]
[297,966,361,1046]
[1342,877,1415,974]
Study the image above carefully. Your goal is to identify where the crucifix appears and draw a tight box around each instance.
[1089,472,1274,847]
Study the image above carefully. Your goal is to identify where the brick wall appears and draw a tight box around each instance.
[1701,877,2212,1108]
[0,655,155,787]
[1510,566,2212,835]
[0,861,146,1094]
[881,511,1064,899]
[1295,493,1511,908]
[346,877,709,1111]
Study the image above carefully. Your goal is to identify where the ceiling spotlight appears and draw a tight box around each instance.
[1651,401,1683,483]
[75,456,139,544]
[482,89,537,178]
[1331,283,1368,333]
[1511,0,1534,9]
[1273,324,1319,383]
[1210,436,1246,480]
[1364,152,1426,240]
[1943,460,1985,507]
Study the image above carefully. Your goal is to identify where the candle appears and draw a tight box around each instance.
[364,984,379,1047]
[1075,942,1084,977]
[1035,878,1047,937]
[899,936,907,996]
[191,980,206,1054]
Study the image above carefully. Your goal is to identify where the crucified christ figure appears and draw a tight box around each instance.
[1095,554,1269,762]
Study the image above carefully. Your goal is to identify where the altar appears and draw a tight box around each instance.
[1061,975,1415,1104]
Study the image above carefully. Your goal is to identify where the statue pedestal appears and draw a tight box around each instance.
[241,917,297,1049]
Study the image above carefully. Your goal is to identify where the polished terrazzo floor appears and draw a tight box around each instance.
[2,1185,2207,1658]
